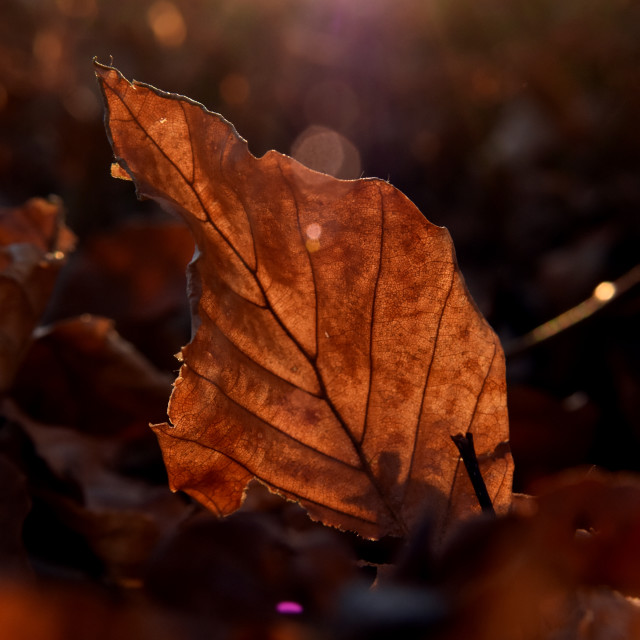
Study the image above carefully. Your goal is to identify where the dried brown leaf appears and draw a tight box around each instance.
[96,62,512,539]
[145,511,356,623]
[0,196,75,253]
[2,396,189,584]
[11,315,172,436]
[533,469,640,596]
[423,470,640,639]
[0,197,75,392]
[44,221,193,370]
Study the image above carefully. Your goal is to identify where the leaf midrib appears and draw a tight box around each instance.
[105,76,408,534]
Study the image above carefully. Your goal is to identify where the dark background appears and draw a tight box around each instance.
[2,0,639,489]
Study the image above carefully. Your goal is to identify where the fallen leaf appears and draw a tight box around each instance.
[2,397,190,585]
[44,221,193,370]
[145,511,356,623]
[3,315,187,584]
[532,469,640,596]
[11,315,172,437]
[0,196,75,253]
[385,469,640,640]
[0,197,75,392]
[565,589,640,640]
[96,62,512,539]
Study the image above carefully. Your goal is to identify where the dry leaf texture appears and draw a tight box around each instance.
[11,315,173,436]
[96,62,512,539]
[0,197,75,392]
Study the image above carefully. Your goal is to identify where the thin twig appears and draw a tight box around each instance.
[451,432,495,516]
[504,264,640,358]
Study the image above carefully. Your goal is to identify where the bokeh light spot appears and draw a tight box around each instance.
[147,1,187,49]
[305,223,322,240]
[291,125,361,179]
[33,30,63,66]
[276,601,303,615]
[593,281,616,302]
[305,224,322,253]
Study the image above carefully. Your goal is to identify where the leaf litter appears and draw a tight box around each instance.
[0,62,639,639]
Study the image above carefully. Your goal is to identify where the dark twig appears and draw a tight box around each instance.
[451,432,495,516]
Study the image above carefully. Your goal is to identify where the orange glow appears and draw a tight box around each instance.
[305,223,322,252]
[592,281,616,302]
[147,1,187,48]
[33,30,63,66]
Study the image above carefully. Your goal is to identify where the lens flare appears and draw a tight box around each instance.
[276,601,303,615]
[147,1,187,48]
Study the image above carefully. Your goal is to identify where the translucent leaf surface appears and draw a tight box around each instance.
[96,62,512,539]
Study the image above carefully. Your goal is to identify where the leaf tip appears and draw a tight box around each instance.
[93,59,134,92]
[92,57,114,79]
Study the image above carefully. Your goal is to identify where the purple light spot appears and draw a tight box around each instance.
[276,601,303,615]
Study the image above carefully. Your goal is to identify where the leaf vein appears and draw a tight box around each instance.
[186,365,360,470]
[104,82,256,286]
[164,429,375,522]
[403,267,456,498]
[199,304,322,398]
[360,184,385,446]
